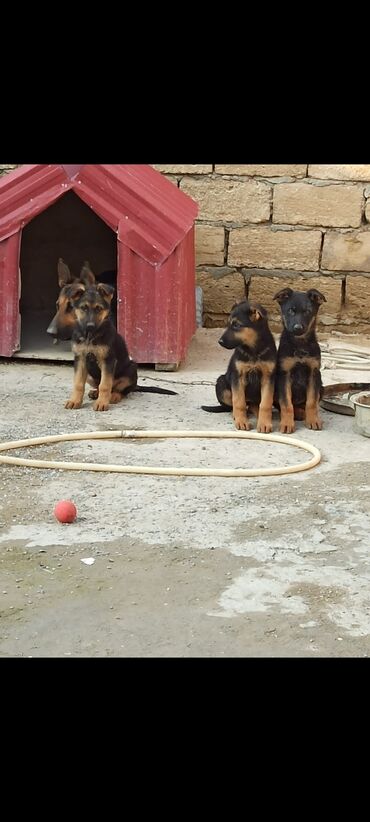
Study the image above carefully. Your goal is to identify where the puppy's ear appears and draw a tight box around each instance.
[66,283,86,303]
[307,289,326,305]
[80,261,96,286]
[58,258,73,287]
[249,303,267,322]
[97,282,115,303]
[273,287,293,304]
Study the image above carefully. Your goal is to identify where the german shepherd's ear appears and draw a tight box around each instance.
[273,287,293,304]
[66,283,86,303]
[307,289,326,305]
[80,261,96,287]
[97,282,115,303]
[58,258,74,288]
[250,302,267,321]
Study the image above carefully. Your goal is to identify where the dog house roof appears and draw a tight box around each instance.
[0,164,198,264]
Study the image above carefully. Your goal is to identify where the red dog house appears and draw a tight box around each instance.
[0,164,198,367]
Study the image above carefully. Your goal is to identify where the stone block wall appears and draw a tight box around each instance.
[153,164,370,334]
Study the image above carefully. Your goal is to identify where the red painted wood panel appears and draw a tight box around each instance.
[0,165,72,242]
[0,233,20,356]
[117,226,196,363]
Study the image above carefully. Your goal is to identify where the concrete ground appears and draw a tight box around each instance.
[1,328,370,658]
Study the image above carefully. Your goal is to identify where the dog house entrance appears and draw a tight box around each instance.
[15,190,117,361]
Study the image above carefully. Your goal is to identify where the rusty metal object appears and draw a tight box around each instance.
[320,382,370,415]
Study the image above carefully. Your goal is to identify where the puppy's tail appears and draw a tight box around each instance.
[133,385,177,396]
[201,404,231,413]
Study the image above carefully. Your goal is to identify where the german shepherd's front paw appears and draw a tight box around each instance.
[109,391,122,404]
[306,414,323,430]
[257,414,272,434]
[280,421,295,434]
[257,422,273,434]
[234,415,251,431]
[93,399,110,412]
[65,399,82,409]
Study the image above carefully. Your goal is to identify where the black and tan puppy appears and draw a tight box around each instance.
[65,282,176,411]
[273,287,326,433]
[202,301,277,431]
[47,259,114,340]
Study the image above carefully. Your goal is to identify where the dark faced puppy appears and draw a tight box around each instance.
[273,287,326,433]
[202,301,277,432]
[65,282,136,411]
[65,282,177,412]
[46,259,96,341]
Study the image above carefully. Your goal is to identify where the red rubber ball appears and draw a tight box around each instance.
[54,500,77,524]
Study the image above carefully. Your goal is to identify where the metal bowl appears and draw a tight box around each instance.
[351,391,370,437]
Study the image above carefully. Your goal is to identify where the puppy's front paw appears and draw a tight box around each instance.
[306,414,323,430]
[94,399,110,412]
[257,414,272,434]
[234,415,251,431]
[279,420,295,434]
[109,392,122,404]
[65,398,82,410]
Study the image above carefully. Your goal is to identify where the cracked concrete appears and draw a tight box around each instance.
[1,328,370,657]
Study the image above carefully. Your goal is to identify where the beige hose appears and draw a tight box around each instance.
[321,342,370,371]
[0,429,321,477]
